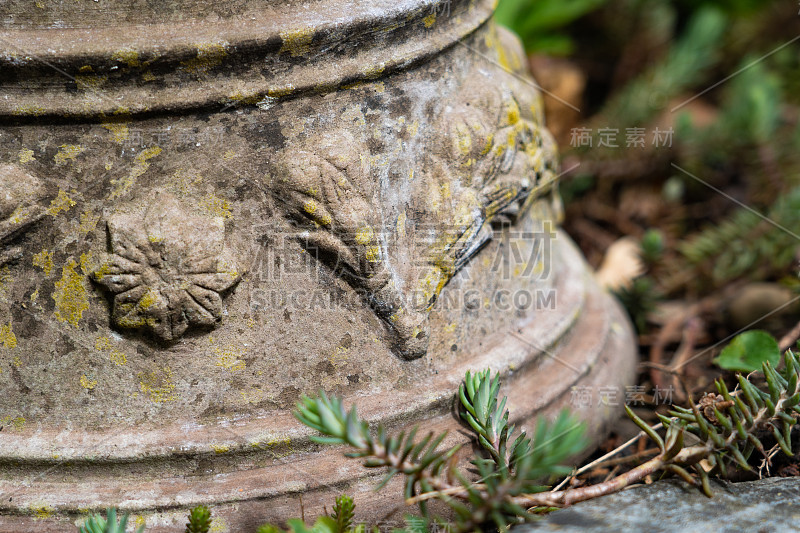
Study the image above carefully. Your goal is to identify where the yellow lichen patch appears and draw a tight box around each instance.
[209,337,246,371]
[108,350,128,366]
[215,351,245,371]
[75,73,108,91]
[254,437,295,460]
[279,27,315,57]
[141,70,156,82]
[30,289,39,303]
[13,105,45,116]
[330,345,349,367]
[396,210,407,237]
[481,133,494,156]
[79,252,97,276]
[201,193,233,219]
[223,150,236,160]
[303,199,317,215]
[227,90,261,105]
[30,502,54,520]
[355,226,374,245]
[54,144,84,165]
[107,349,127,366]
[423,13,436,28]
[363,63,385,80]
[95,336,112,351]
[96,336,127,366]
[454,123,472,157]
[240,388,266,404]
[209,517,230,533]
[138,367,178,403]
[170,168,204,195]
[112,146,161,198]
[365,245,381,263]
[18,148,35,163]
[267,85,295,98]
[0,322,17,349]
[133,147,162,177]
[1,414,26,431]
[11,356,22,368]
[32,249,54,275]
[79,374,97,390]
[211,444,230,454]
[102,121,130,144]
[78,210,100,233]
[507,101,520,126]
[53,259,89,327]
[111,48,140,68]
[484,25,510,70]
[46,189,76,217]
[182,42,227,75]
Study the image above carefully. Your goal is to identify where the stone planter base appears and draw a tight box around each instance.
[0,232,635,532]
[0,0,637,530]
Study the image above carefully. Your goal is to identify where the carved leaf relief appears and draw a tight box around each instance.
[270,77,560,360]
[0,164,46,266]
[92,194,242,341]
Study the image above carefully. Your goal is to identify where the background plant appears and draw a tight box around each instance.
[295,370,587,532]
[78,509,143,533]
[297,347,800,528]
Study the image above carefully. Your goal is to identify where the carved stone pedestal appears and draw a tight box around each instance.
[0,1,636,531]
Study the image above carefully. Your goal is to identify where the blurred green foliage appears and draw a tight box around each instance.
[494,0,609,54]
[497,0,800,332]
[496,0,783,55]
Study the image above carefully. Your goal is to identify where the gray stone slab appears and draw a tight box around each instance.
[516,477,800,533]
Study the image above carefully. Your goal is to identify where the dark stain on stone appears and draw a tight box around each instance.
[315,360,335,375]
[283,309,291,322]
[194,456,214,476]
[390,94,412,116]
[10,366,31,394]
[340,332,352,349]
[259,121,286,151]
[347,374,360,384]
[200,402,226,419]
[365,94,383,110]
[10,308,37,339]
[136,344,153,357]
[366,134,385,155]
[54,333,75,357]
[277,385,300,407]
[450,344,457,352]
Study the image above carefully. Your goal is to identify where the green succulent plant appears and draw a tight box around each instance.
[185,505,213,533]
[79,508,143,533]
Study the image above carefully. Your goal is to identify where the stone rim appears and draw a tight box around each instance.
[0,0,493,119]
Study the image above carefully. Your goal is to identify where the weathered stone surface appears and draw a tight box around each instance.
[0,0,637,530]
[516,477,800,533]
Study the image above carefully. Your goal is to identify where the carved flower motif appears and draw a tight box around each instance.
[92,195,242,341]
